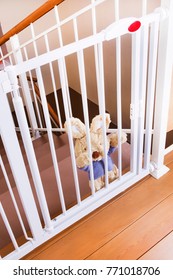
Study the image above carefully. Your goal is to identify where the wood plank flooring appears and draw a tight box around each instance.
[23,151,173,260]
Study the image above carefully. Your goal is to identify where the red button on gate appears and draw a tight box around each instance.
[128,21,141,32]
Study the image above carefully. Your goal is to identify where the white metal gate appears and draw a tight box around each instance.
[0,0,173,260]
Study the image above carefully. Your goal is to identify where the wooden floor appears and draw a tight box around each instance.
[23,151,173,260]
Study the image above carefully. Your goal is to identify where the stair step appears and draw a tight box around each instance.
[39,156,90,216]
[0,186,31,253]
[0,131,131,254]
[0,136,17,157]
[0,155,89,254]
[0,137,131,196]
[0,133,70,194]
[0,133,24,165]
[0,132,68,175]
[32,132,69,161]
[0,132,68,163]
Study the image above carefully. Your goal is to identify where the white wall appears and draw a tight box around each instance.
[0,0,47,33]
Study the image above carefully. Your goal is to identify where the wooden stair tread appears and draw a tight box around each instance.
[87,193,173,260]
[139,231,173,260]
[25,160,173,260]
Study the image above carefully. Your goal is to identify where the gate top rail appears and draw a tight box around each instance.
[13,12,160,76]
[0,0,64,46]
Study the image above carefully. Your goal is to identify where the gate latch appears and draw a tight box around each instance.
[104,17,141,41]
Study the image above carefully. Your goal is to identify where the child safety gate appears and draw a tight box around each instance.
[0,0,173,259]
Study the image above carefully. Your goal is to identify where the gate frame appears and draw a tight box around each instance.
[0,1,173,260]
[0,71,43,244]
[150,0,173,178]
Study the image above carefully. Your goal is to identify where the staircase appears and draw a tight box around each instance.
[0,132,87,255]
[0,129,131,257]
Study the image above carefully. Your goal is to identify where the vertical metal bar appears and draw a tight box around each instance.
[73,18,79,41]
[91,0,102,114]
[73,17,95,194]
[142,0,147,16]
[0,156,32,241]
[144,19,160,170]
[97,42,109,188]
[35,67,67,213]
[10,35,39,138]
[54,5,63,47]
[77,52,96,195]
[94,50,101,113]
[0,203,19,251]
[44,34,63,129]
[137,25,149,173]
[0,46,3,59]
[130,30,141,174]
[62,59,73,117]
[114,0,120,21]
[23,46,44,129]
[30,24,39,57]
[54,6,73,117]
[91,0,97,34]
[116,36,122,178]
[58,58,81,203]
[9,55,13,67]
